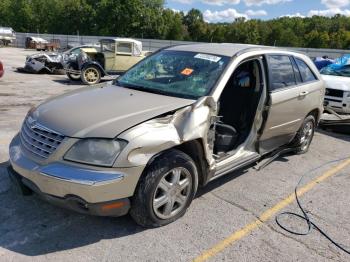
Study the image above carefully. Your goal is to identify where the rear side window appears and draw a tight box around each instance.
[295,58,317,82]
[291,58,302,84]
[268,55,296,91]
[117,43,132,54]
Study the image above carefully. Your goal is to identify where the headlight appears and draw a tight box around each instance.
[64,139,127,167]
[345,91,350,98]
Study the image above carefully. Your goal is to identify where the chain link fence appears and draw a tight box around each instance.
[12,32,350,59]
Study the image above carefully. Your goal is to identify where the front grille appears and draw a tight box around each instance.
[325,88,344,98]
[324,98,342,102]
[20,118,65,159]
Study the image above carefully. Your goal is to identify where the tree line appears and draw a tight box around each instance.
[1,0,350,49]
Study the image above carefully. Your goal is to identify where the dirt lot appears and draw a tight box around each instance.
[0,47,350,262]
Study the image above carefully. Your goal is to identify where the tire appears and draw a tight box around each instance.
[290,115,316,154]
[81,65,101,85]
[66,65,81,81]
[130,149,198,227]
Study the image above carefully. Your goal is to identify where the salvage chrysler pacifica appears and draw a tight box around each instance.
[8,44,325,227]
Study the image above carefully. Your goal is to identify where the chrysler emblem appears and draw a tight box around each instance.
[26,116,62,135]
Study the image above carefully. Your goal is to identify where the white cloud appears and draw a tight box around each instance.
[244,0,291,6]
[173,0,291,6]
[280,12,305,18]
[203,8,267,22]
[172,0,241,4]
[308,8,350,17]
[202,0,240,5]
[321,0,350,8]
[245,9,268,16]
[204,8,248,22]
[172,0,193,4]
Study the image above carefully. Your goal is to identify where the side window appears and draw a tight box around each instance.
[117,43,132,54]
[70,48,81,55]
[295,58,317,82]
[268,55,296,91]
[101,42,115,53]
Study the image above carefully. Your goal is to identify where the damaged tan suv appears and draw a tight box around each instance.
[9,44,324,227]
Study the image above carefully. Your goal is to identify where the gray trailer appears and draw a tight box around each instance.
[0,27,16,46]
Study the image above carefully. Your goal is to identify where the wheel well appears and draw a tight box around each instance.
[174,139,209,187]
[307,108,320,123]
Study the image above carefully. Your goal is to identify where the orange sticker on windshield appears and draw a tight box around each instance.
[181,68,194,76]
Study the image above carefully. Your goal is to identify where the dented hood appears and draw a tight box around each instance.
[32,85,195,138]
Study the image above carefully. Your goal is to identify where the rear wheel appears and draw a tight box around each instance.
[81,65,101,85]
[130,149,198,227]
[290,115,316,154]
[66,65,81,81]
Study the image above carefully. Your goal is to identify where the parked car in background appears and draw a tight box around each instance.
[25,37,48,50]
[320,54,350,114]
[0,61,4,78]
[0,27,16,46]
[19,44,99,74]
[9,44,324,227]
[322,75,350,114]
[25,37,60,51]
[66,38,150,85]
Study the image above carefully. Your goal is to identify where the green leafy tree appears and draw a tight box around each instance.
[184,9,207,41]
[2,1,350,49]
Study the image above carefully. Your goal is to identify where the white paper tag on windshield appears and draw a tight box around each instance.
[194,53,221,63]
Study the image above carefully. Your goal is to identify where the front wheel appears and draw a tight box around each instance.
[81,65,101,85]
[290,115,316,154]
[130,149,198,227]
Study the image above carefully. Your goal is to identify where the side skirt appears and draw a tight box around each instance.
[210,152,261,182]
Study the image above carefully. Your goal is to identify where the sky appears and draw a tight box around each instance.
[166,0,350,22]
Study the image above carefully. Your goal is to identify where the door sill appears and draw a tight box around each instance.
[210,152,260,182]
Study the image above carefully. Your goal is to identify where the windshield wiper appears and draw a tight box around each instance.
[115,81,196,99]
[116,81,168,95]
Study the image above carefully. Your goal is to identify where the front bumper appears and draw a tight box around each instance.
[9,134,145,215]
[324,95,350,114]
[8,166,130,217]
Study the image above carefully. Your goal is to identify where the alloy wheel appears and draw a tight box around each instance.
[152,167,192,220]
[300,121,314,151]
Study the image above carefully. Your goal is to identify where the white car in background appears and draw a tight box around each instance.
[322,74,350,114]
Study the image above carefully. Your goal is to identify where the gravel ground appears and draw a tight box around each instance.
[0,47,349,262]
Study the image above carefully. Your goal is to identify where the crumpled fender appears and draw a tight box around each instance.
[115,96,217,168]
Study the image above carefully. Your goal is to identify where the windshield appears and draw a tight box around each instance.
[116,50,230,99]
